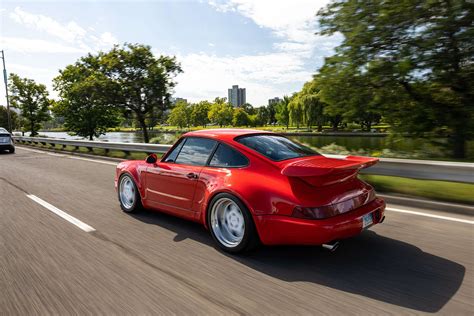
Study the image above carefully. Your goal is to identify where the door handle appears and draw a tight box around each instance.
[186,173,198,179]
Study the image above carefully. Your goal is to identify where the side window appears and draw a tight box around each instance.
[163,138,185,162]
[209,143,248,167]
[175,137,217,166]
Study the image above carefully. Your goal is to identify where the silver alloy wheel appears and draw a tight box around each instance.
[119,176,135,209]
[210,198,245,248]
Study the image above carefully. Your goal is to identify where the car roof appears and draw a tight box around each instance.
[184,128,274,141]
[0,127,8,133]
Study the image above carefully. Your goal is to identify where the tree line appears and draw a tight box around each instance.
[6,43,181,143]
[167,97,276,129]
[3,0,472,157]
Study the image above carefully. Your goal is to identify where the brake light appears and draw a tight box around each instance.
[292,190,377,220]
[292,206,333,219]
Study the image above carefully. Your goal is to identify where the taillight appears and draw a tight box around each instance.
[292,206,332,219]
[292,189,377,220]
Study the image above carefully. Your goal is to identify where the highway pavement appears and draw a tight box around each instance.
[0,146,473,315]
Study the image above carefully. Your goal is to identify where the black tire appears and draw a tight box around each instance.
[207,193,259,253]
[118,174,143,213]
[9,147,15,154]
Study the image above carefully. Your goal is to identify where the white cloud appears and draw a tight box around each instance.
[3,3,340,106]
[208,0,333,56]
[99,32,118,46]
[174,0,340,104]
[10,7,86,43]
[0,61,59,106]
[174,52,313,105]
[1,7,119,106]
[0,36,86,54]
[8,7,117,53]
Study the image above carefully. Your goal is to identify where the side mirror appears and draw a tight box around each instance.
[146,153,158,164]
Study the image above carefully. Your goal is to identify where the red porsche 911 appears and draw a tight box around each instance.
[115,129,385,253]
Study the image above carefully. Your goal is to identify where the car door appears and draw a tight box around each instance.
[145,137,217,219]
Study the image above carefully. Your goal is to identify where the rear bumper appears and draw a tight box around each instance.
[0,144,14,151]
[254,198,385,245]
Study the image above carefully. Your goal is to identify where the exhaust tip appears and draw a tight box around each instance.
[322,241,340,252]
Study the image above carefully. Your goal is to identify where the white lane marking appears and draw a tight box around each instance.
[16,147,46,154]
[27,194,96,232]
[68,156,117,166]
[379,193,474,210]
[386,207,474,225]
[47,152,65,157]
[18,146,117,166]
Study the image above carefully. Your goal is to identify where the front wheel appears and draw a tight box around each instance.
[118,174,142,213]
[208,193,259,253]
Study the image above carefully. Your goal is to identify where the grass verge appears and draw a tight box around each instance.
[360,174,474,205]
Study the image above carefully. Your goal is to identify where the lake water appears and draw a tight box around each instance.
[24,131,473,160]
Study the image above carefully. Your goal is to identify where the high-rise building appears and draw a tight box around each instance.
[268,97,282,106]
[228,85,246,107]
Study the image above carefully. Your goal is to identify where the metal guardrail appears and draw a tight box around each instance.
[13,136,474,183]
[14,136,171,154]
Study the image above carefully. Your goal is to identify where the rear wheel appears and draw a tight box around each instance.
[208,193,259,253]
[118,174,142,213]
[9,147,14,154]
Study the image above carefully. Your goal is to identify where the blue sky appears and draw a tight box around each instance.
[0,0,340,106]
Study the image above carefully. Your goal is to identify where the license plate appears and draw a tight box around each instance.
[362,213,373,229]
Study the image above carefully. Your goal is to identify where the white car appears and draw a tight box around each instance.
[0,128,15,153]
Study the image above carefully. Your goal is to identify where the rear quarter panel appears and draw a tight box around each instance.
[195,156,298,226]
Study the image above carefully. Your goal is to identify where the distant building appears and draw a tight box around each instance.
[268,97,282,106]
[228,85,246,107]
[171,97,188,105]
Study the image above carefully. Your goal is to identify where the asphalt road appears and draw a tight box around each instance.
[0,146,473,315]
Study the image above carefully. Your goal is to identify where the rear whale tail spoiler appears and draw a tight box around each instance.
[281,155,379,187]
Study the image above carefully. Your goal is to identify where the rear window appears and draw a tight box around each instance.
[236,134,319,161]
[209,143,248,167]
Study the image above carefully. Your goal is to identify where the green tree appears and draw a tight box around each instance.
[275,95,291,129]
[241,103,256,115]
[232,108,250,126]
[167,100,191,129]
[8,73,50,136]
[53,55,122,140]
[315,58,382,131]
[102,43,182,143]
[317,0,474,157]
[208,97,233,127]
[191,101,211,127]
[296,80,327,131]
[288,94,304,129]
[267,101,278,125]
[0,106,18,131]
[255,106,269,126]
